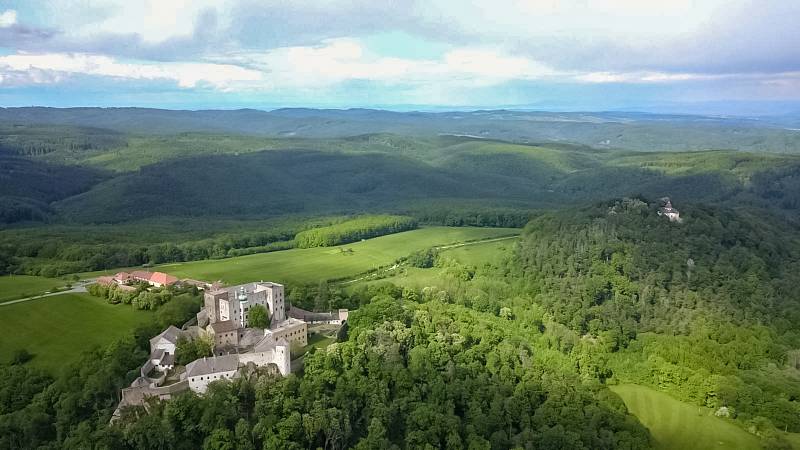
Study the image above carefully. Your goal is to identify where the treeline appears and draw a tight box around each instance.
[0,228,296,277]
[294,215,418,248]
[412,205,533,228]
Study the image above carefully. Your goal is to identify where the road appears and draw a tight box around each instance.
[0,278,96,307]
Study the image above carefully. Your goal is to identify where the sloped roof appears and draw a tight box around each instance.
[186,354,239,377]
[253,333,276,352]
[96,276,115,286]
[151,348,165,360]
[131,270,154,280]
[209,320,238,334]
[150,272,178,285]
[160,353,175,366]
[149,325,183,347]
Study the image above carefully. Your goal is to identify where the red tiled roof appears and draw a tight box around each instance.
[96,276,115,286]
[131,270,154,281]
[149,272,178,285]
[114,272,132,280]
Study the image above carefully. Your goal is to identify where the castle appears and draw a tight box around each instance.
[657,197,682,222]
[113,280,317,419]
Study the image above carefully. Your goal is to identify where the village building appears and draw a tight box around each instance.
[98,270,180,289]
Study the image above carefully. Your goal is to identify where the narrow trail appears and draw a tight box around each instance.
[433,234,519,250]
[0,279,95,307]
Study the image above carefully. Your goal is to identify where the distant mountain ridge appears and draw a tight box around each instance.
[1,107,798,153]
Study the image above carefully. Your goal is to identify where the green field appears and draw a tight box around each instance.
[610,384,762,450]
[440,237,516,265]
[0,275,66,303]
[156,227,519,285]
[0,293,152,373]
[351,237,518,289]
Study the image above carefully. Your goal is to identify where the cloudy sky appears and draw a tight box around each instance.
[0,0,798,111]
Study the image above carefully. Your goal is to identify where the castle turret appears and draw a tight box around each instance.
[275,338,291,376]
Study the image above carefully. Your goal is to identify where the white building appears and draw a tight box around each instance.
[238,337,291,377]
[186,354,240,394]
[149,325,183,356]
[204,282,286,329]
[185,338,291,394]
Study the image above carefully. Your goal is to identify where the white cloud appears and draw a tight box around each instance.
[3,40,798,96]
[0,52,262,88]
[575,71,725,84]
[225,39,559,89]
[0,9,17,28]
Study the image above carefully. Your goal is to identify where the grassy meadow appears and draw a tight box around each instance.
[155,227,519,285]
[610,384,762,450]
[0,293,152,373]
[0,275,66,303]
[350,237,518,289]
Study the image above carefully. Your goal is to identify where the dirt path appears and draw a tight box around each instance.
[0,279,95,307]
[433,234,518,250]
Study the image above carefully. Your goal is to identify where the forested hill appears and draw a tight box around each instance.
[2,107,800,153]
[512,199,800,441]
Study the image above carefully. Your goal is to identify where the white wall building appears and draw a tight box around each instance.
[204,282,286,328]
[186,354,240,394]
[149,325,183,356]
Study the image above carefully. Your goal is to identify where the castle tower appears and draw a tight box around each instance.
[275,338,291,376]
[257,282,286,324]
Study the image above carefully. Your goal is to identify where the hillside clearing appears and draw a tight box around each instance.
[348,237,517,289]
[610,384,762,450]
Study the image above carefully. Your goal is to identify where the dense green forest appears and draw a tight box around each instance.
[512,200,800,436]
[2,107,799,153]
[294,215,418,248]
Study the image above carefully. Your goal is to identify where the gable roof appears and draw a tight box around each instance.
[149,325,183,347]
[209,320,238,334]
[150,272,178,285]
[186,354,239,377]
[131,270,154,280]
[96,276,115,286]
